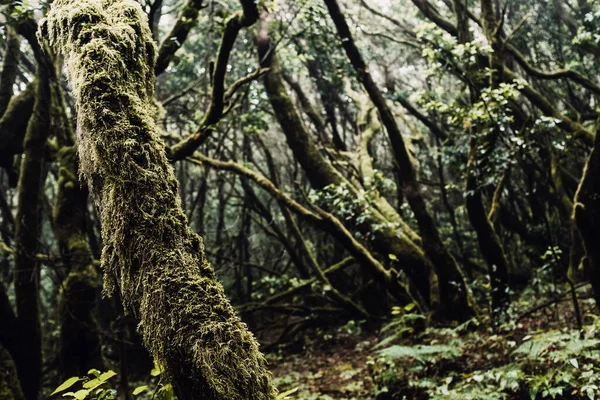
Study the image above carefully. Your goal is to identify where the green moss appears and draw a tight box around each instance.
[42,1,276,398]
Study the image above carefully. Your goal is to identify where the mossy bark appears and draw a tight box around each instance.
[0,83,35,185]
[54,146,104,378]
[42,2,276,399]
[0,344,25,400]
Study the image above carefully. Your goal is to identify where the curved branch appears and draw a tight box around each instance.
[505,43,600,96]
[169,0,260,160]
[155,0,205,75]
[0,25,21,117]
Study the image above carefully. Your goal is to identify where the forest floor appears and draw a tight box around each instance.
[268,284,600,400]
[270,331,377,399]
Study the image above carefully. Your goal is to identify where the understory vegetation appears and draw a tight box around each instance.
[2,0,600,399]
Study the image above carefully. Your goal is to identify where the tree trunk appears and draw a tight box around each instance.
[43,1,276,399]
[12,33,51,400]
[573,120,600,310]
[54,145,104,378]
[453,0,511,318]
[44,51,106,378]
[0,83,35,186]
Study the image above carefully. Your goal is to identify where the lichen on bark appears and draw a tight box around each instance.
[41,1,276,399]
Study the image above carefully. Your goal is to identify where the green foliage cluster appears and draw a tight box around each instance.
[370,313,600,400]
[416,23,492,72]
[309,181,409,241]
[51,370,118,400]
[574,10,600,46]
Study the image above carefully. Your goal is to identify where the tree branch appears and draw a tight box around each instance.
[169,0,260,160]
[155,0,205,75]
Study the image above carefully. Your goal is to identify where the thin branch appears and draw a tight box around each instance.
[155,0,206,75]
[169,0,260,160]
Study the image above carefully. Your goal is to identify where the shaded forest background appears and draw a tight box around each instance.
[2,0,600,398]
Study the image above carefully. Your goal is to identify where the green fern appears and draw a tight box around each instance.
[513,330,600,361]
[378,343,461,364]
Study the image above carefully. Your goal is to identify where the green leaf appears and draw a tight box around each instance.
[276,387,298,399]
[82,378,106,391]
[570,358,579,369]
[132,385,149,395]
[404,303,417,312]
[529,386,538,400]
[587,387,596,400]
[62,389,89,400]
[151,362,164,376]
[157,383,174,395]
[87,369,100,377]
[98,370,117,382]
[51,377,80,395]
[388,254,397,261]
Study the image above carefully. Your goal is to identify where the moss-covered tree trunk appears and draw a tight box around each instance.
[0,25,20,118]
[54,144,104,377]
[0,25,33,186]
[0,84,35,180]
[42,2,276,399]
[14,28,106,379]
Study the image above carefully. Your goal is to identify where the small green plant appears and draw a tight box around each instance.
[51,370,117,400]
[429,329,600,399]
[50,364,178,400]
